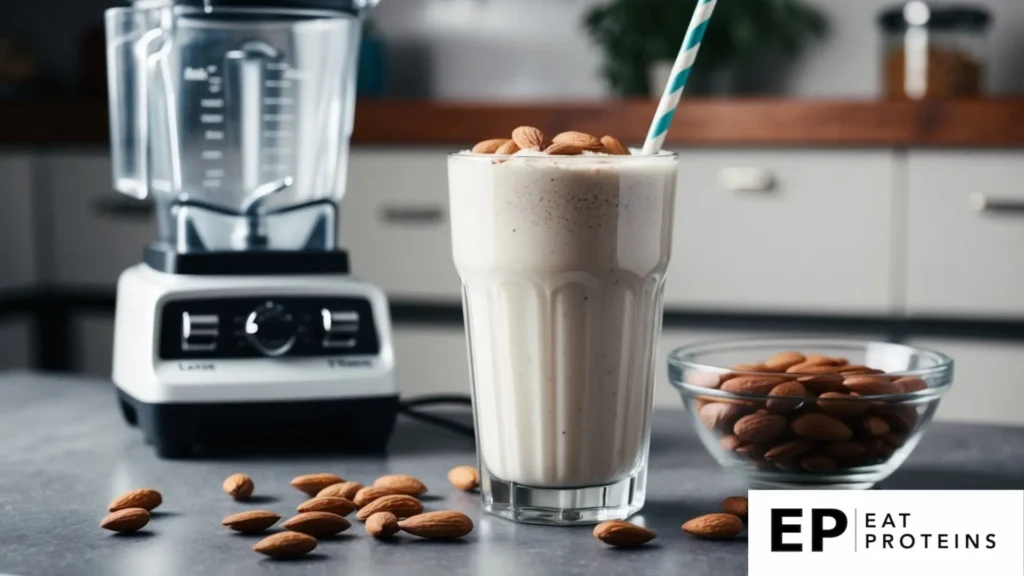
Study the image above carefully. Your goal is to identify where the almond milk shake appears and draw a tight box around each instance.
[448,150,677,524]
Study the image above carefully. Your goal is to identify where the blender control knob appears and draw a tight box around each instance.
[245,302,296,357]
[182,312,219,352]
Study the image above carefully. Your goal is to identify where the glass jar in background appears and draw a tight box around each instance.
[879,2,990,99]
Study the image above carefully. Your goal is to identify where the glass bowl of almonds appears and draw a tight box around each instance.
[668,338,954,489]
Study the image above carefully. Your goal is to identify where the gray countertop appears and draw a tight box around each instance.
[2,372,1024,576]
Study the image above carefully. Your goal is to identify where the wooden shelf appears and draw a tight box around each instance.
[4,98,1024,147]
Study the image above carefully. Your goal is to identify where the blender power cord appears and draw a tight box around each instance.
[397,394,474,438]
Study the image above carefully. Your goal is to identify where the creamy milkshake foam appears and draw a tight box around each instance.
[449,151,677,489]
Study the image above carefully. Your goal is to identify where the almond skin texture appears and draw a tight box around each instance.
[222,473,254,500]
[222,510,281,533]
[291,473,343,496]
[593,520,656,547]
[448,466,479,491]
[893,376,928,393]
[699,402,751,432]
[318,481,363,500]
[805,354,845,366]
[720,375,785,395]
[100,508,150,533]
[495,139,520,155]
[599,135,630,155]
[511,126,546,150]
[108,488,162,512]
[682,513,743,540]
[787,364,846,393]
[374,474,427,496]
[283,511,351,537]
[817,392,868,417]
[838,365,886,375]
[719,434,743,451]
[764,439,815,461]
[398,510,474,539]
[356,494,423,521]
[353,485,400,508]
[733,412,787,444]
[253,531,317,559]
[552,131,602,149]
[544,142,584,155]
[792,413,853,441]
[764,351,806,372]
[366,511,400,538]
[472,138,509,154]
[861,415,891,436]
[722,496,748,519]
[843,375,901,396]
[734,444,765,460]
[297,496,357,517]
[766,381,806,414]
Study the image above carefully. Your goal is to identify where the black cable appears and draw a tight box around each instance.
[398,394,472,409]
[397,405,475,437]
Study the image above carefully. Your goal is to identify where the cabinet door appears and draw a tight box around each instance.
[668,150,895,313]
[41,151,154,287]
[908,337,1024,425]
[0,153,38,289]
[342,149,460,301]
[906,151,1024,317]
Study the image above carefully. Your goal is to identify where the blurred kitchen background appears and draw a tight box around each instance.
[1,0,1023,424]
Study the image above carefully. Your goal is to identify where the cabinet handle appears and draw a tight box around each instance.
[379,204,446,225]
[718,167,775,192]
[92,197,153,220]
[969,192,1024,214]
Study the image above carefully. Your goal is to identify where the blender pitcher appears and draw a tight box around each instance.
[105,0,375,253]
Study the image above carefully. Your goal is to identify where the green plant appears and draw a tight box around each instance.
[584,0,828,96]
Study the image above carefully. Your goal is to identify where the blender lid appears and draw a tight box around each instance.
[132,0,379,13]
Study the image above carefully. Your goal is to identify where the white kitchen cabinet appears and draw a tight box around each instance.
[0,152,38,290]
[906,151,1024,318]
[343,149,460,301]
[907,337,1024,426]
[40,151,154,287]
[668,150,896,314]
[0,319,32,371]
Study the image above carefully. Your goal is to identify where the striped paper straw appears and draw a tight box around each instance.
[641,0,718,155]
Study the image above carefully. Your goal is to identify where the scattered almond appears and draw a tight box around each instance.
[298,496,357,517]
[552,131,602,150]
[366,511,400,539]
[722,496,748,519]
[682,513,743,540]
[356,494,424,521]
[398,510,474,539]
[599,135,630,155]
[222,473,254,500]
[353,485,400,508]
[222,510,281,533]
[472,138,510,154]
[448,466,479,491]
[593,520,656,547]
[319,481,363,500]
[253,531,317,559]
[733,412,787,444]
[791,413,853,441]
[495,139,520,155]
[373,474,427,496]
[511,126,546,150]
[283,511,351,537]
[100,508,150,533]
[545,142,585,156]
[290,473,343,496]
[108,488,162,512]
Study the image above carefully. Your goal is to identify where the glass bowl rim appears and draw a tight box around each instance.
[668,337,954,401]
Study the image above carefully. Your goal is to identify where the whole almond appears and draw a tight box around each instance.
[766,381,806,414]
[356,494,423,521]
[373,474,427,496]
[108,488,162,512]
[861,415,891,436]
[792,413,853,441]
[599,135,630,155]
[733,412,787,444]
[545,142,584,156]
[719,434,743,451]
[495,139,520,156]
[222,510,281,533]
[366,511,400,539]
[283,511,350,537]
[100,508,150,533]
[682,513,743,540]
[253,531,317,559]
[593,520,655,547]
[511,126,546,150]
[801,455,838,472]
[472,138,510,154]
[448,466,479,491]
[699,402,751,432]
[788,364,846,393]
[843,375,900,396]
[222,473,254,500]
[838,365,886,375]
[720,375,785,395]
[722,496,748,519]
[806,354,846,366]
[552,131,602,150]
[817,391,868,417]
[298,496,357,517]
[318,481,363,500]
[823,441,868,461]
[764,351,806,372]
[398,510,474,539]
[893,376,928,393]
[877,404,918,432]
[291,473,343,496]
[353,485,400,508]
[764,439,815,461]
[686,370,724,388]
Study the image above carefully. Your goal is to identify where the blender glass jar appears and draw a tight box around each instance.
[879,2,990,99]
[105,1,372,252]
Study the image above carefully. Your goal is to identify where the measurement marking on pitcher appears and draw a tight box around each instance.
[200,114,223,124]
[264,97,294,105]
[205,169,225,178]
[201,150,223,160]
[205,130,224,141]
[264,80,292,88]
[264,130,293,138]
[202,179,221,188]
[200,99,224,108]
[262,114,294,122]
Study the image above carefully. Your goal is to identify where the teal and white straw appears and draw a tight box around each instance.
[641,0,718,155]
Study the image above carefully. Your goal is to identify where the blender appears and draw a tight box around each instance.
[104,0,396,458]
